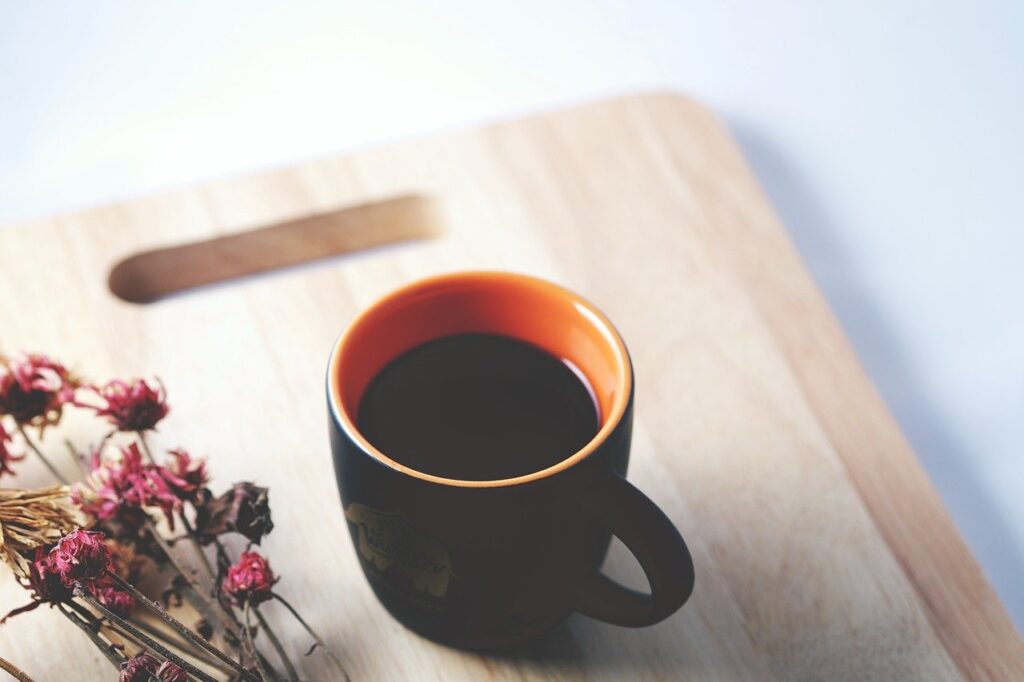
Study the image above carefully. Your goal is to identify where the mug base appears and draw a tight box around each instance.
[367,577,568,652]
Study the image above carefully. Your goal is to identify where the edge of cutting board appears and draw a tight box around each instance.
[631,93,1023,678]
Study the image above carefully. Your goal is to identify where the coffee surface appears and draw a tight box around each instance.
[357,333,599,480]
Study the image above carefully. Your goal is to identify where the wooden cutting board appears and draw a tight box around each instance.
[0,93,1019,680]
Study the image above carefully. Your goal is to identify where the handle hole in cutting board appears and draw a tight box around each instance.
[108,194,440,304]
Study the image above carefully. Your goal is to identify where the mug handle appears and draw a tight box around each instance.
[574,471,695,626]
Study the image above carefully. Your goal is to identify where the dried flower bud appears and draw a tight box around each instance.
[0,421,24,478]
[83,378,169,432]
[156,661,187,682]
[222,551,277,606]
[119,653,158,682]
[50,529,112,586]
[158,449,209,502]
[89,575,136,617]
[88,541,146,617]
[0,354,77,431]
[194,482,273,545]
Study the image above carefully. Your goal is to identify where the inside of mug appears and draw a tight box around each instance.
[331,273,630,475]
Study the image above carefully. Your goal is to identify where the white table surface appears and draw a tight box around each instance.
[1,1,1021,630]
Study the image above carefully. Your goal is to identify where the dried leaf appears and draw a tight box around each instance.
[0,486,82,577]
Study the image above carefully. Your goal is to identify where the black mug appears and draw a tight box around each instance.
[327,272,694,650]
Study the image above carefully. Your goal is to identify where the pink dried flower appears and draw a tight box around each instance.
[0,353,77,430]
[119,653,158,682]
[1,547,73,623]
[50,529,112,586]
[222,551,277,606]
[89,575,136,617]
[158,449,209,502]
[75,443,182,529]
[83,378,169,432]
[28,547,72,602]
[156,661,187,682]
[120,654,185,682]
[71,451,123,525]
[90,540,146,617]
[0,421,24,478]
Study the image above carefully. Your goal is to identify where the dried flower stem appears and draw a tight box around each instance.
[57,603,125,670]
[103,570,256,680]
[254,606,298,682]
[146,517,239,641]
[236,611,273,681]
[210,538,284,679]
[214,537,232,571]
[15,424,66,484]
[137,432,156,464]
[67,429,115,474]
[244,602,279,682]
[140,435,229,623]
[62,439,87,475]
[210,537,251,626]
[146,520,199,588]
[182,515,217,583]
[127,615,235,674]
[185,584,254,675]
[182,572,250,665]
[144,519,202,588]
[75,586,219,682]
[60,613,159,682]
[0,654,34,682]
[179,580,240,645]
[272,594,349,681]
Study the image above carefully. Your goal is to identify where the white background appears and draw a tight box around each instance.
[1,2,1021,628]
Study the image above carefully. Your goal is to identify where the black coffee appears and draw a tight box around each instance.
[357,333,600,480]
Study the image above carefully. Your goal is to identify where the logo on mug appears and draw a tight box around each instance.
[344,503,454,597]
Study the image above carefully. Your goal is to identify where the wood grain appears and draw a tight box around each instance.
[0,93,1018,680]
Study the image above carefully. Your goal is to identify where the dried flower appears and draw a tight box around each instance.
[82,378,169,432]
[89,574,136,617]
[0,361,314,680]
[51,528,112,586]
[119,653,188,682]
[27,546,73,602]
[222,551,277,606]
[75,443,182,529]
[0,486,81,577]
[0,421,24,478]
[0,354,77,431]
[194,482,273,545]
[156,661,187,682]
[91,573,136,614]
[87,539,142,615]
[119,653,158,682]
[158,449,208,502]
[1,547,73,623]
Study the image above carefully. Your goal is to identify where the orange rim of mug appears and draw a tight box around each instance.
[327,271,632,488]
